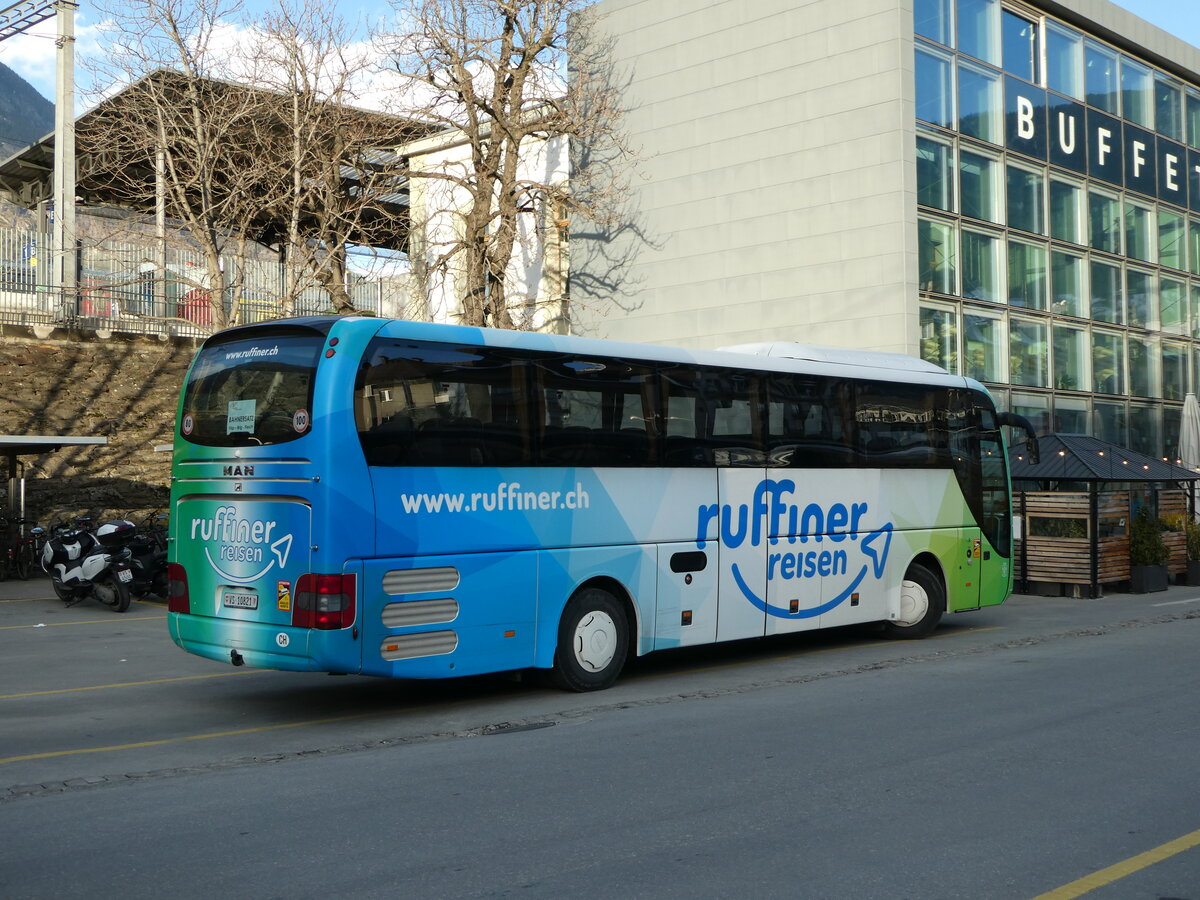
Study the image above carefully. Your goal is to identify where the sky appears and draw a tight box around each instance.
[0,0,1199,105]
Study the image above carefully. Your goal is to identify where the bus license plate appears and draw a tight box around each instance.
[223,589,258,610]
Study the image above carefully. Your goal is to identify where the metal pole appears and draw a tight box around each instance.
[52,0,78,316]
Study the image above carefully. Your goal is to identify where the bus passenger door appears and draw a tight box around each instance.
[952,528,983,611]
[715,468,768,641]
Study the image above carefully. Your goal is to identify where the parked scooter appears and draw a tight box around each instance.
[41,520,136,613]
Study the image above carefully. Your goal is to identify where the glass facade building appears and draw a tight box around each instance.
[914,0,1200,458]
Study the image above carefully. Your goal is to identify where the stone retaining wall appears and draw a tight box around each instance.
[0,330,200,525]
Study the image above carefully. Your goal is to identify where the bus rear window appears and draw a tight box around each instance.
[181,330,323,446]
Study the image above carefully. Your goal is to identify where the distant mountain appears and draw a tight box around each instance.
[0,61,53,160]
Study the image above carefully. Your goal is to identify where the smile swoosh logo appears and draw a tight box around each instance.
[732,523,893,618]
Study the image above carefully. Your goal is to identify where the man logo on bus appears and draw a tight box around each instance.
[695,478,893,618]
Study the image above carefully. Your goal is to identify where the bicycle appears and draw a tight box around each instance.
[0,518,38,581]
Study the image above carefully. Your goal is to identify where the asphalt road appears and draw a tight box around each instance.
[2,575,1200,898]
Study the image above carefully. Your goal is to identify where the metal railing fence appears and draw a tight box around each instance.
[0,224,412,337]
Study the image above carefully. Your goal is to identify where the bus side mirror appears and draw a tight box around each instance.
[996,411,1040,465]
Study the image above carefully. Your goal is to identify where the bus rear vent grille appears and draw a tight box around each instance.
[382,567,460,595]
[381,598,459,628]
[380,631,459,661]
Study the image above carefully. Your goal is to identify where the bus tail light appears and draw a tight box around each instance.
[167,563,190,614]
[293,573,357,629]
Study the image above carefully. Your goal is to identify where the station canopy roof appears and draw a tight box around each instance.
[1008,433,1200,483]
[0,69,429,252]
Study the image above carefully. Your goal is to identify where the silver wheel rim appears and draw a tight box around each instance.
[573,610,617,672]
[896,578,929,627]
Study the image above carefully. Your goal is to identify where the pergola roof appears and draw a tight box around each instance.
[1008,433,1200,483]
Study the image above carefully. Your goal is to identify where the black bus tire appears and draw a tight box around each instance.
[550,588,629,692]
[883,563,944,639]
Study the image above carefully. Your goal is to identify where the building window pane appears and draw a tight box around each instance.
[1127,405,1160,457]
[1163,341,1188,401]
[919,305,958,372]
[957,0,1000,65]
[1161,276,1187,335]
[1007,239,1046,309]
[958,62,1002,143]
[964,309,1005,382]
[1124,201,1154,263]
[1156,76,1183,142]
[1159,209,1186,271]
[960,150,1000,222]
[1051,251,1086,318]
[1092,331,1126,395]
[914,0,952,46]
[1090,260,1123,324]
[1088,191,1121,254]
[1165,405,1183,464]
[1121,56,1153,128]
[1053,324,1089,391]
[1127,268,1155,329]
[1190,220,1200,276]
[917,137,954,210]
[1049,179,1082,243]
[1085,42,1119,114]
[919,218,956,294]
[1046,22,1083,100]
[1093,399,1127,445]
[1010,392,1050,437]
[962,229,1001,301]
[1128,335,1159,399]
[1191,283,1200,340]
[1189,92,1200,150]
[1002,11,1038,82]
[1007,166,1044,234]
[1053,395,1089,433]
[916,47,953,128]
[1010,316,1048,386]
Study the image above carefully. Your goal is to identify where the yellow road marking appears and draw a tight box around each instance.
[0,597,40,603]
[0,615,166,630]
[1033,827,1200,898]
[0,713,373,764]
[0,669,260,700]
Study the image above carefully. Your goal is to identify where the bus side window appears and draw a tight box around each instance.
[766,373,855,468]
[856,383,949,469]
[355,340,533,466]
[534,357,656,467]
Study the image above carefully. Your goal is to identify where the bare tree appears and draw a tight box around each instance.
[246,2,422,315]
[83,0,279,330]
[383,0,634,330]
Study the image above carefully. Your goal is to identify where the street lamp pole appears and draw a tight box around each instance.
[52,0,77,313]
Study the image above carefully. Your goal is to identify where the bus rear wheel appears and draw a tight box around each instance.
[550,587,629,692]
[883,564,944,639]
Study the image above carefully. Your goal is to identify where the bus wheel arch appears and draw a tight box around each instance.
[883,556,945,639]
[549,579,634,692]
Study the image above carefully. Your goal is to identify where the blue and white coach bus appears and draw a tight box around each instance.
[167,317,1017,691]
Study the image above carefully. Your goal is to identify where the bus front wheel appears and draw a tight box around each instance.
[883,564,944,639]
[550,588,629,692]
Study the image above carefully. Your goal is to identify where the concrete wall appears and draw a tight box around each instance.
[573,0,919,354]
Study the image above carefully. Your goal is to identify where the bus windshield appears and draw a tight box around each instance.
[180,328,323,447]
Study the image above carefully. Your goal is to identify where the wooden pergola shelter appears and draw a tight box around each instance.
[1008,433,1200,598]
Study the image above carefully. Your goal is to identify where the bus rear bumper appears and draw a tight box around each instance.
[168,612,358,673]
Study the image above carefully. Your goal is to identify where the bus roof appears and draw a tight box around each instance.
[225,316,972,391]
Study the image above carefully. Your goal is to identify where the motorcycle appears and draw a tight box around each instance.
[41,520,136,613]
[125,517,169,600]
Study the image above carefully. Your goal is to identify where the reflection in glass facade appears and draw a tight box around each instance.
[914,2,1200,456]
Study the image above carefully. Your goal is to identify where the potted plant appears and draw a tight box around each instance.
[1185,517,1200,587]
[1129,507,1170,593]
